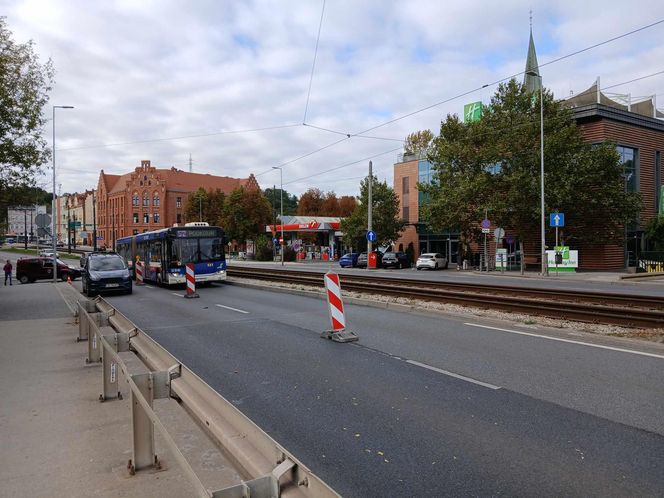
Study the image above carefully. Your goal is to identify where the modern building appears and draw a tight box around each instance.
[393,30,664,271]
[96,160,259,249]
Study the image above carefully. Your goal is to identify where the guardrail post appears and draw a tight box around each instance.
[77,299,97,342]
[128,371,171,475]
[100,331,130,402]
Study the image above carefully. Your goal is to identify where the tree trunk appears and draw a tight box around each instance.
[520,240,525,275]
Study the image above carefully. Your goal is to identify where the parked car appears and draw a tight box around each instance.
[416,253,448,270]
[16,257,81,284]
[382,251,411,269]
[82,252,132,297]
[339,252,360,268]
[39,249,60,258]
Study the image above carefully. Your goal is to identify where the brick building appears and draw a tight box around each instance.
[96,160,259,249]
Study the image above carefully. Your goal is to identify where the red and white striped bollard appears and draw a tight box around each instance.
[184,263,199,298]
[320,272,358,342]
[135,260,145,286]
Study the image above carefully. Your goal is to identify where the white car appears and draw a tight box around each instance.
[39,250,60,258]
[416,253,448,270]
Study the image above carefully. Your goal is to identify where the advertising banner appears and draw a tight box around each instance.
[546,246,578,273]
[464,101,482,122]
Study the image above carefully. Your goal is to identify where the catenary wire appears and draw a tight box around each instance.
[302,0,326,123]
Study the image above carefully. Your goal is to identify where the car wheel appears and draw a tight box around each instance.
[126,287,133,295]
[416,267,421,271]
[61,273,68,282]
[19,275,29,284]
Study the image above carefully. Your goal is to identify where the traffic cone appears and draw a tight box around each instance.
[67,274,72,285]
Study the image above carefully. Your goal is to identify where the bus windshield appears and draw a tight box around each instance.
[170,237,224,265]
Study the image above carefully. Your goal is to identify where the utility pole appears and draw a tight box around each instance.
[367,161,373,255]
[23,209,28,250]
[67,201,71,254]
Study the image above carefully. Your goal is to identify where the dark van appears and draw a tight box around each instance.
[16,257,82,284]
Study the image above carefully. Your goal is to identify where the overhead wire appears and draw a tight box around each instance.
[302,0,326,123]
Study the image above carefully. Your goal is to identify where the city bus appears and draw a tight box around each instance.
[116,224,227,286]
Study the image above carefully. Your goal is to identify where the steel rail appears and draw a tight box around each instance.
[227,267,664,328]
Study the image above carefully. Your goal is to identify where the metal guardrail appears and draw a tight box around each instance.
[78,297,340,498]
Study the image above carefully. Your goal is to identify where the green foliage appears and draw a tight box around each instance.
[254,234,273,261]
[184,188,226,225]
[263,187,298,217]
[0,18,54,221]
[404,129,434,156]
[341,175,405,249]
[222,187,273,242]
[421,79,642,247]
[645,216,664,251]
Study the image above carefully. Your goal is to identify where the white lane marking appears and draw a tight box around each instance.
[215,304,249,314]
[465,323,664,360]
[406,360,501,390]
[171,292,184,297]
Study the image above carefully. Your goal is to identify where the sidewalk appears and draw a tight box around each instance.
[0,282,240,497]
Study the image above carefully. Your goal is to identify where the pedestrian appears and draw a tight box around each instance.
[4,259,12,286]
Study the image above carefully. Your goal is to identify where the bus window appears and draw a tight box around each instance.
[171,238,198,264]
[151,242,162,263]
[200,237,223,262]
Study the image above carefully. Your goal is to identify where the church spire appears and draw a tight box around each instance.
[523,24,541,93]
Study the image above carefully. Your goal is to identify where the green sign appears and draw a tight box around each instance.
[659,186,664,216]
[464,101,482,122]
[68,221,81,228]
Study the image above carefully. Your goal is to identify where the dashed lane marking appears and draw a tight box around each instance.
[406,360,501,390]
[465,322,664,360]
[215,304,249,314]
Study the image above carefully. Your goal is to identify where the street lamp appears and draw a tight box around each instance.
[52,105,74,283]
[272,166,284,266]
[526,71,546,275]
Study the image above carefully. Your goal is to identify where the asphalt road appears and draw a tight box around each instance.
[98,280,664,497]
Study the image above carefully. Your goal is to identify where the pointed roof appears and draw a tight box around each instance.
[523,28,542,93]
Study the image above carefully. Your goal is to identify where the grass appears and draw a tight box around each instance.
[1,246,80,261]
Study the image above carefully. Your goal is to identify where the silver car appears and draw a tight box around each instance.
[416,253,448,270]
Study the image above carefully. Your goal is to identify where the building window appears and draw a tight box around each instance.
[418,160,432,207]
[143,192,149,207]
[153,193,160,206]
[132,194,139,206]
[617,145,638,192]
[133,229,139,235]
[176,213,182,224]
[143,213,149,223]
[154,212,160,223]
[403,206,410,222]
[176,197,182,208]
[402,177,409,194]
[656,151,661,215]
[133,213,138,223]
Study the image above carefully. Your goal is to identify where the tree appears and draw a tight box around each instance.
[221,187,272,242]
[404,129,434,157]
[297,187,325,215]
[341,176,405,249]
[0,18,54,225]
[184,188,226,226]
[338,195,357,216]
[645,216,664,252]
[263,187,298,217]
[421,79,642,254]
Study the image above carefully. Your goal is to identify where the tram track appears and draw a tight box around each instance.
[226,267,664,329]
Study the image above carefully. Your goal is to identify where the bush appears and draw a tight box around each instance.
[283,246,296,262]
[254,234,273,261]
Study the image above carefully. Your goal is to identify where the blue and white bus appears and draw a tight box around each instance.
[116,224,227,286]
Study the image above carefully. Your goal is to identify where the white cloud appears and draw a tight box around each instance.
[4,0,664,198]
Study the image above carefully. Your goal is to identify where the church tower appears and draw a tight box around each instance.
[523,20,542,93]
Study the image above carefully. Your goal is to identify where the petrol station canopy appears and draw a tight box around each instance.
[266,216,342,233]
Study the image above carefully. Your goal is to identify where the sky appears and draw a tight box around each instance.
[4,0,664,198]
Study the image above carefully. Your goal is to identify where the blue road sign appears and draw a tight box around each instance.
[272,237,278,245]
[366,230,377,242]
[550,213,565,227]
[481,218,491,229]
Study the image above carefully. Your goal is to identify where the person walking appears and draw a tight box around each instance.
[4,259,12,286]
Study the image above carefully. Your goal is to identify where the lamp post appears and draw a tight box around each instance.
[526,72,546,275]
[272,166,284,266]
[52,105,74,283]
[92,190,97,251]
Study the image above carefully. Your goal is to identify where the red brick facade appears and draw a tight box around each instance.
[96,160,259,248]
